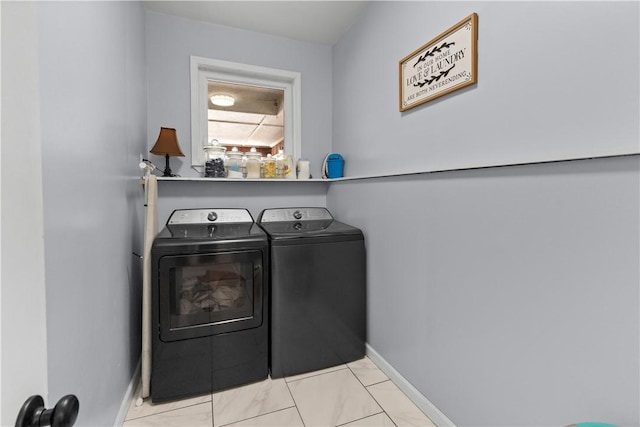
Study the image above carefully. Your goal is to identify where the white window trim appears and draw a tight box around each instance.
[190,56,302,171]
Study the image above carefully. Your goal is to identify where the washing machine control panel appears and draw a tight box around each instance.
[259,208,333,223]
[168,208,253,225]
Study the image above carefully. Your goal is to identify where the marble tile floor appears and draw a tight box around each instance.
[124,356,436,427]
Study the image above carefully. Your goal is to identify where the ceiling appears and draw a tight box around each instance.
[143,1,370,45]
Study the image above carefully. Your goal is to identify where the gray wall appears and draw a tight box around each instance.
[8,2,637,426]
[1,2,48,424]
[145,10,334,221]
[156,181,328,226]
[330,2,639,426]
[332,1,639,176]
[36,2,147,425]
[145,10,333,180]
[328,159,639,426]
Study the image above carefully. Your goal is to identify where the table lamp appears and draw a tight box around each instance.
[150,127,184,177]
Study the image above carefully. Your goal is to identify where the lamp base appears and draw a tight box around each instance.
[161,154,175,177]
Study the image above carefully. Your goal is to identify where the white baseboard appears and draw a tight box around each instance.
[366,344,456,427]
[114,359,141,427]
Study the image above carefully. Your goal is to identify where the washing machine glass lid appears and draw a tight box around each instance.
[164,208,260,239]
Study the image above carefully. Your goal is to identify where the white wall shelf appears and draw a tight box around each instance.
[155,153,639,184]
[157,176,329,183]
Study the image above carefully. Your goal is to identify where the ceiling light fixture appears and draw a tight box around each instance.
[210,94,235,107]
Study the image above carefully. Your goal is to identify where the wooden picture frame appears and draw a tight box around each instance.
[399,13,478,112]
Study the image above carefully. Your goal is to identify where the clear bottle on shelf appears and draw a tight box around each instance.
[226,146,243,179]
[203,139,226,178]
[284,154,295,180]
[263,153,276,179]
[275,148,285,179]
[245,147,262,179]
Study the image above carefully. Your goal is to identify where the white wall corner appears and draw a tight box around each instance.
[113,359,141,427]
[366,344,456,427]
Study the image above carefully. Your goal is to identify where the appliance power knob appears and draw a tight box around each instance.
[207,211,218,222]
[293,211,302,220]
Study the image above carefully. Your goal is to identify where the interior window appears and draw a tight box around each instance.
[190,56,301,171]
[207,80,284,157]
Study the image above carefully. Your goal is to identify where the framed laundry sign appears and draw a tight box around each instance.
[399,13,478,112]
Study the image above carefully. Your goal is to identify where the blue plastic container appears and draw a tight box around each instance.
[326,153,344,178]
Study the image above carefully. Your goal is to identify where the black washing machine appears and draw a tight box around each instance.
[257,207,366,378]
[151,208,269,402]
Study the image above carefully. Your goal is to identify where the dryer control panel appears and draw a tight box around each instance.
[259,208,333,223]
[168,208,254,225]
